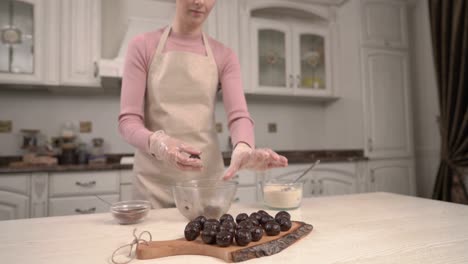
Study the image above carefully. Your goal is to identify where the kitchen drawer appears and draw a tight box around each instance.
[233,186,257,204]
[49,171,120,197]
[0,174,31,195]
[48,194,119,216]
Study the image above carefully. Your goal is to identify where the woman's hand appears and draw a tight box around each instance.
[223,143,288,180]
[149,130,203,171]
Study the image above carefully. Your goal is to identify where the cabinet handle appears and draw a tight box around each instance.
[296,75,301,88]
[368,138,373,152]
[370,170,375,183]
[233,197,240,203]
[75,181,96,187]
[75,207,96,214]
[94,61,99,78]
[310,179,315,194]
[288,74,294,88]
[318,179,323,194]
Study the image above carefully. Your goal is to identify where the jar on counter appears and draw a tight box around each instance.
[76,143,88,164]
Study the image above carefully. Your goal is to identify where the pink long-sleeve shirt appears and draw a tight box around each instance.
[118,27,255,153]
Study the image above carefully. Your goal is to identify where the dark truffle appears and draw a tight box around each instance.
[193,215,206,230]
[275,211,291,221]
[201,229,217,244]
[216,231,233,247]
[276,217,292,231]
[236,213,249,224]
[264,220,281,236]
[184,221,201,241]
[235,228,252,246]
[219,214,234,224]
[250,226,264,242]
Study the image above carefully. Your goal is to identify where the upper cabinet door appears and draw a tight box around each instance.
[0,0,46,84]
[292,24,332,96]
[250,18,292,95]
[362,48,413,158]
[60,0,101,87]
[361,0,408,49]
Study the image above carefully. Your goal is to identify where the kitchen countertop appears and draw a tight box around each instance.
[1,192,467,263]
[0,149,367,174]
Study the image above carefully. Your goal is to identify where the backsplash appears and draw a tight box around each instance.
[0,90,327,156]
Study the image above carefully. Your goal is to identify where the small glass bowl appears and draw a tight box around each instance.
[262,180,303,210]
[110,200,151,225]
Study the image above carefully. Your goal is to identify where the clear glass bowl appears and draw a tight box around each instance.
[172,179,238,221]
[262,180,303,210]
[110,200,151,225]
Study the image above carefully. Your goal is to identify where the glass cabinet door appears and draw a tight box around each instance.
[293,26,331,93]
[0,0,35,74]
[251,19,291,93]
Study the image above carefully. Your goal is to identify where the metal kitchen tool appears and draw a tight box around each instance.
[292,160,320,183]
[95,195,113,206]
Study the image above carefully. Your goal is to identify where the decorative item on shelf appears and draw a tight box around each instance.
[1,27,22,45]
[88,137,107,165]
[302,49,324,89]
[20,129,39,153]
[303,50,321,68]
[265,50,279,65]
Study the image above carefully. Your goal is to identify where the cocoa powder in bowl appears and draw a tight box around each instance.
[111,200,150,225]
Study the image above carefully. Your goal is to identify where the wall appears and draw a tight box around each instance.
[0,90,325,156]
[409,0,440,198]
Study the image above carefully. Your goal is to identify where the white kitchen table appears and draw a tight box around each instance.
[1,192,467,264]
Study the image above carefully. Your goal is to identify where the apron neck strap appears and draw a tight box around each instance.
[155,26,171,56]
[201,32,215,61]
[155,26,215,60]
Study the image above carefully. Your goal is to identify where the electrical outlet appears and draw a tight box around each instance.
[0,120,12,133]
[80,121,92,133]
[268,123,277,133]
[215,122,223,133]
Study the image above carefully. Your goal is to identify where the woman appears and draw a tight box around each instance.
[118,0,288,208]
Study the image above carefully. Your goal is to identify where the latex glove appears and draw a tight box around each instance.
[149,130,203,171]
[223,143,288,180]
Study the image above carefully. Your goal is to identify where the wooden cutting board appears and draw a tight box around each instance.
[136,221,313,262]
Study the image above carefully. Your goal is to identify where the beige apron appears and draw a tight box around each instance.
[132,26,225,208]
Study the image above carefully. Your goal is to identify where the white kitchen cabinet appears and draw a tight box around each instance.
[309,163,359,196]
[367,159,416,195]
[48,171,120,217]
[362,48,413,158]
[0,0,60,85]
[0,0,100,87]
[49,194,119,216]
[249,18,333,98]
[30,173,48,218]
[0,174,30,220]
[239,0,339,100]
[60,0,101,87]
[48,171,120,197]
[361,0,408,49]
